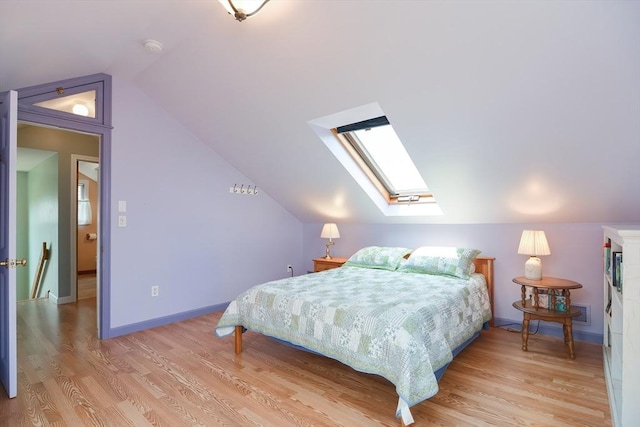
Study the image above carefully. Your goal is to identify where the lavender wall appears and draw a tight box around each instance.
[105,75,625,341]
[109,77,303,329]
[303,222,613,340]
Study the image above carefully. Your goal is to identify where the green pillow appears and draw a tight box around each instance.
[398,246,481,279]
[344,246,412,271]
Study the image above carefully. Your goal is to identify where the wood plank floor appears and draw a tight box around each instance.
[2,298,612,426]
[77,274,97,300]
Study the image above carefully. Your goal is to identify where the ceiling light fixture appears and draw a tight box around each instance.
[218,0,269,22]
[72,103,89,117]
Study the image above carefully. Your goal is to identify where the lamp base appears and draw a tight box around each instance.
[524,256,543,280]
[324,241,335,259]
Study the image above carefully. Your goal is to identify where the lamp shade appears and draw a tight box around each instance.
[320,223,340,240]
[517,230,550,256]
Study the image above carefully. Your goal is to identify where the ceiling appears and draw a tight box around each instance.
[1,1,638,224]
[16,147,56,172]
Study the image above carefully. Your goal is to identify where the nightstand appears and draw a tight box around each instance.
[512,276,583,358]
[313,257,348,272]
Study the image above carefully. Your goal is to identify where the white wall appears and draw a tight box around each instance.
[303,222,614,340]
[109,77,304,329]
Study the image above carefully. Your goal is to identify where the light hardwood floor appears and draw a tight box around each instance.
[77,273,97,300]
[2,298,611,426]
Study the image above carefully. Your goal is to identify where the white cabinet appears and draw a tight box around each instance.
[602,225,640,427]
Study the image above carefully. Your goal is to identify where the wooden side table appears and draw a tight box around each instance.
[512,276,583,359]
[313,257,348,272]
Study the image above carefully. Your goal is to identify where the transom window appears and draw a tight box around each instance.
[334,116,434,204]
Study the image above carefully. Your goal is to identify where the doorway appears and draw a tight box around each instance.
[15,73,112,339]
[1,74,112,399]
[76,158,99,301]
[16,127,100,308]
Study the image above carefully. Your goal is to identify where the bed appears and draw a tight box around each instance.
[215,246,494,425]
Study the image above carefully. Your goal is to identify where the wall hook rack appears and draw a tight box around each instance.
[229,184,258,195]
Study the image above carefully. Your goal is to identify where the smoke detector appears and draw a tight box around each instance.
[143,39,163,53]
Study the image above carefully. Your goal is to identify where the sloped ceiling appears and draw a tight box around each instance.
[1,1,638,224]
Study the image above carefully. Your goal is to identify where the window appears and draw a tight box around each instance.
[309,102,442,217]
[77,180,92,225]
[34,90,97,118]
[334,116,434,205]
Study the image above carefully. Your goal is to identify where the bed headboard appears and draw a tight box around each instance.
[473,256,495,326]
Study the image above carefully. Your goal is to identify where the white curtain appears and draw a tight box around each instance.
[78,199,92,225]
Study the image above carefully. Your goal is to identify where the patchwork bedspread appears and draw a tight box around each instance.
[215,266,491,408]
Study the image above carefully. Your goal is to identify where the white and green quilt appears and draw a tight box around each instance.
[215,265,491,422]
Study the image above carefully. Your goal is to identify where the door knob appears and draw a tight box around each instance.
[0,259,27,268]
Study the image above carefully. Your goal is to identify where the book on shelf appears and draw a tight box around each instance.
[604,242,611,274]
[532,288,566,312]
[537,292,549,309]
[612,251,623,292]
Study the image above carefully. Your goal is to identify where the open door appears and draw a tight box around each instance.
[0,90,19,398]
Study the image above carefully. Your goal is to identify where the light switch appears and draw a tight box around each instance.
[118,216,127,227]
[118,200,127,213]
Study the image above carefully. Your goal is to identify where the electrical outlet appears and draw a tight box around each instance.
[118,215,127,227]
[151,285,159,297]
[287,265,293,274]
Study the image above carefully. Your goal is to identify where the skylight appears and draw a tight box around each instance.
[308,102,442,217]
[336,116,431,202]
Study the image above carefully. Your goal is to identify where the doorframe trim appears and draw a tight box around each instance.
[71,154,99,304]
[15,73,112,339]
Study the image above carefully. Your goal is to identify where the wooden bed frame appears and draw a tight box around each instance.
[233,256,495,354]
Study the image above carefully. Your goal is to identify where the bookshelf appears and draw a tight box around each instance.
[602,225,640,427]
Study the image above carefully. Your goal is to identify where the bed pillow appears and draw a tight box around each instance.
[398,246,481,279]
[343,246,412,271]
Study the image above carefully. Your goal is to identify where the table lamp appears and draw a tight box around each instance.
[321,223,340,259]
[517,230,551,280]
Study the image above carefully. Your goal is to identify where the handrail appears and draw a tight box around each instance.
[30,242,50,299]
